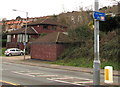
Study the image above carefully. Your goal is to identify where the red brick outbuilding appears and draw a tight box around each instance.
[31,32,71,61]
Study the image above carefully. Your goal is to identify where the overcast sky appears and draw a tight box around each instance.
[0,0,119,20]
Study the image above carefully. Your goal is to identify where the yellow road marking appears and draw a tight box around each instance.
[0,80,20,85]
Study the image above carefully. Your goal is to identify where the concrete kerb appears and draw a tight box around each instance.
[7,59,119,77]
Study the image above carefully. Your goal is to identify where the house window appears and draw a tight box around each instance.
[17,34,22,42]
[13,35,15,38]
[43,25,48,29]
[19,34,23,42]
[22,34,28,42]
[22,34,25,42]
[17,34,29,42]
[7,35,11,42]
[17,35,20,42]
[26,35,28,42]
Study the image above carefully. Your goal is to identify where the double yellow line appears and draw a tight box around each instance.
[0,80,20,85]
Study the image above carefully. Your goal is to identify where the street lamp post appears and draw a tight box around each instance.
[93,0,100,86]
[13,9,28,60]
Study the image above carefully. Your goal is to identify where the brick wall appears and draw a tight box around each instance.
[33,25,66,34]
[31,43,65,61]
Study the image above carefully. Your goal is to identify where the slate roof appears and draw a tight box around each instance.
[7,27,38,35]
[32,32,72,44]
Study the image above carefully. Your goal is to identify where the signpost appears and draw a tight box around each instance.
[93,0,105,86]
[93,11,106,21]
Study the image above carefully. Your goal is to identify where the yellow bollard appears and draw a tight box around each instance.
[104,66,113,83]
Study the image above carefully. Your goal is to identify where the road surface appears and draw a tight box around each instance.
[0,56,119,86]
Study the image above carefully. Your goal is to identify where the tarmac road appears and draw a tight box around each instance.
[1,56,119,86]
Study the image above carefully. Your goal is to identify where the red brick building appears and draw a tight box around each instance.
[27,19,68,33]
[6,19,68,51]
[6,27,39,49]
[31,32,71,61]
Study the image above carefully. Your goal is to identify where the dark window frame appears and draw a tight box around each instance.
[43,25,48,30]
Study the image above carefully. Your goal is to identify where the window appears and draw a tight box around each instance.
[16,49,21,51]
[22,34,28,42]
[19,34,23,42]
[13,35,16,38]
[17,35,20,42]
[7,35,11,42]
[17,34,23,42]
[43,25,48,29]
[26,35,28,42]
[17,34,28,42]
[10,50,15,51]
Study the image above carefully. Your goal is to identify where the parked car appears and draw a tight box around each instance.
[4,48,24,56]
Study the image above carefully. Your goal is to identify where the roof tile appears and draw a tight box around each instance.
[32,32,72,43]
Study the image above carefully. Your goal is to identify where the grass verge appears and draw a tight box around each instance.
[49,58,119,70]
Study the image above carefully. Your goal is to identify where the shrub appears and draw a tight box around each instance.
[59,25,94,60]
[56,26,119,70]
[68,25,93,42]
[100,31,119,61]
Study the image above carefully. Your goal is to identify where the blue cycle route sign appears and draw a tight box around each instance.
[93,11,106,21]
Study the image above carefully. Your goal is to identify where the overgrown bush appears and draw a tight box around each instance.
[56,26,119,70]
[100,30,119,61]
[59,26,94,60]
[68,25,93,42]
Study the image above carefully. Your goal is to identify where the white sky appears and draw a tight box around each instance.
[0,0,119,20]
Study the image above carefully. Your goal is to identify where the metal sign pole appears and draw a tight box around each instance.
[13,9,28,60]
[93,0,100,86]
[24,12,28,60]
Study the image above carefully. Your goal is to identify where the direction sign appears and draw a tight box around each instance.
[93,11,106,21]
